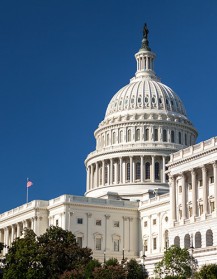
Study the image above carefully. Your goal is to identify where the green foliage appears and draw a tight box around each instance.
[195,264,217,279]
[3,226,92,279]
[105,257,119,266]
[126,258,145,279]
[154,245,197,278]
[93,265,127,279]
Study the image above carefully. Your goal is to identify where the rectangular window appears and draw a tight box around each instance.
[114,240,119,251]
[144,239,148,252]
[144,221,148,227]
[77,237,82,248]
[95,238,101,250]
[153,238,157,250]
[179,186,182,193]
[55,219,59,226]
[210,201,215,213]
[188,183,192,190]
[199,204,203,215]
[114,221,119,228]
[179,209,182,219]
[210,176,214,183]
[199,180,202,187]
[189,207,192,217]
[77,218,83,224]
[96,220,102,226]
[153,219,156,225]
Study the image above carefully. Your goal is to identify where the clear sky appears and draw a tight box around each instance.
[0,0,216,213]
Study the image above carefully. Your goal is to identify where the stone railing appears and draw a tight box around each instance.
[0,200,48,220]
[49,194,139,208]
[170,137,217,163]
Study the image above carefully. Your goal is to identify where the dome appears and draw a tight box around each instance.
[85,24,198,200]
[105,79,187,120]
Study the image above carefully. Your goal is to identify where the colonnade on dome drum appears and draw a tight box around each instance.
[86,154,169,191]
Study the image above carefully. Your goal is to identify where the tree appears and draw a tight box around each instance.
[154,245,197,278]
[92,258,127,279]
[3,226,92,279]
[3,229,44,279]
[195,264,217,279]
[37,226,92,278]
[126,259,146,279]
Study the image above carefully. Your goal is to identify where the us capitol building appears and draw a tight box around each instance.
[0,25,217,277]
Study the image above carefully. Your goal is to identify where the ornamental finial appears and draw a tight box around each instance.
[140,23,151,51]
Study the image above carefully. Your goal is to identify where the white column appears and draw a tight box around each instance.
[162,156,166,183]
[11,225,14,243]
[119,157,123,184]
[102,160,105,186]
[86,166,90,191]
[170,176,176,223]
[151,156,155,182]
[17,223,20,237]
[181,174,187,220]
[114,162,118,184]
[90,165,93,189]
[4,227,9,255]
[31,218,34,230]
[202,166,208,215]
[132,159,135,182]
[141,156,144,182]
[95,162,98,188]
[123,160,126,183]
[191,169,197,217]
[213,162,217,217]
[110,158,113,185]
[107,163,110,185]
[130,157,133,183]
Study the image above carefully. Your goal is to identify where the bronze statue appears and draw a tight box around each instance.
[143,23,149,39]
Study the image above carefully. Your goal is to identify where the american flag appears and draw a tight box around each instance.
[27,178,33,188]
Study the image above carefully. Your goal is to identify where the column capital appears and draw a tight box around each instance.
[105,214,110,220]
[213,161,217,168]
[190,169,196,175]
[201,165,208,172]
[86,213,92,218]
[123,216,129,221]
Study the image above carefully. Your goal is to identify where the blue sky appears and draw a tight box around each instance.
[0,0,217,213]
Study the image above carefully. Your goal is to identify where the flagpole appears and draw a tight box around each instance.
[26,182,28,203]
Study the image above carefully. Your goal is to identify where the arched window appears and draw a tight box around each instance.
[155,162,160,180]
[154,128,158,141]
[106,133,109,146]
[105,165,108,184]
[112,132,116,144]
[206,229,213,247]
[195,232,202,248]
[112,164,115,183]
[185,133,187,145]
[179,132,182,144]
[184,234,190,248]
[117,163,120,183]
[119,130,123,143]
[163,129,167,142]
[102,135,105,147]
[136,162,141,180]
[99,167,102,185]
[145,162,150,180]
[171,130,175,143]
[145,128,149,141]
[174,236,180,247]
[164,230,169,249]
[126,163,130,181]
[135,129,140,141]
[127,130,131,142]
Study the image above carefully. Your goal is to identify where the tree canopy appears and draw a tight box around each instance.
[3,226,92,279]
[154,245,197,278]
[195,264,217,279]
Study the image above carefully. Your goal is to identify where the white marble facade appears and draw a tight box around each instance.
[0,27,216,278]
